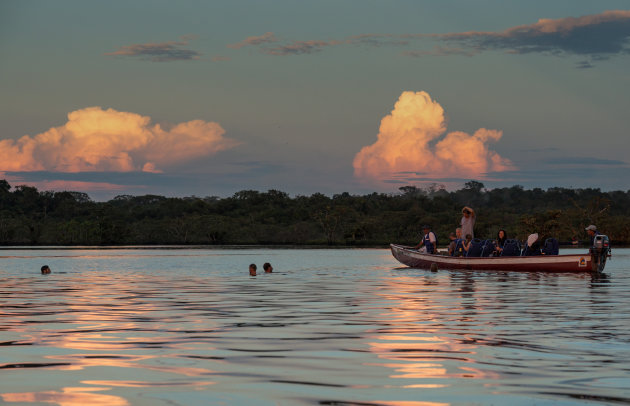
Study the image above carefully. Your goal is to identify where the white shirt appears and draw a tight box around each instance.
[461,215,475,238]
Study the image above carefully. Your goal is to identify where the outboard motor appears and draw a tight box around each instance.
[590,234,611,272]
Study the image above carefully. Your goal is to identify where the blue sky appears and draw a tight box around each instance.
[1,0,629,200]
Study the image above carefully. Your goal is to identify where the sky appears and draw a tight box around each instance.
[1,0,630,200]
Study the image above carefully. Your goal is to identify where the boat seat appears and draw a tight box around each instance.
[501,239,521,256]
[542,238,559,255]
[480,239,495,257]
[523,246,542,256]
[466,238,484,257]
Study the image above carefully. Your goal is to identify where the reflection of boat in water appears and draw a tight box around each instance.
[390,235,611,273]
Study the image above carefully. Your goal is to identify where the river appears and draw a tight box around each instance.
[1,247,629,405]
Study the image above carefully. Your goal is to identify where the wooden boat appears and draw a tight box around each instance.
[390,235,611,273]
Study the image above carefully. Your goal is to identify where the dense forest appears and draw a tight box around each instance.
[0,179,628,246]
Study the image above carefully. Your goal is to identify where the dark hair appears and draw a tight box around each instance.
[263,262,271,270]
[497,229,507,247]
[249,264,257,269]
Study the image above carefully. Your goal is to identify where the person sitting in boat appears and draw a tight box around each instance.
[585,225,600,247]
[447,232,457,255]
[461,206,475,238]
[462,234,473,254]
[414,225,438,254]
[448,227,464,256]
[494,229,507,256]
[523,233,542,256]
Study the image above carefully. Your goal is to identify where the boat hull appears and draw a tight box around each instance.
[390,244,598,272]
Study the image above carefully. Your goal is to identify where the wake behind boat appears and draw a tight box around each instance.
[390,235,611,273]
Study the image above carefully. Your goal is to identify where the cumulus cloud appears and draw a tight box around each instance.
[353,91,513,186]
[0,107,239,173]
[435,10,630,59]
[106,36,201,62]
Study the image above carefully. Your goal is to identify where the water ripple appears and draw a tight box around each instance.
[1,247,630,405]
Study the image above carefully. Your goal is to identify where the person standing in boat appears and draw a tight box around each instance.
[585,225,600,247]
[414,225,438,254]
[460,207,475,239]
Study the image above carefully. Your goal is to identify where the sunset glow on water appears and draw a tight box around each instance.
[2,247,630,405]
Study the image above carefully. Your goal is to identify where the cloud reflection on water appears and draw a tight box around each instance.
[366,274,500,383]
[1,387,128,406]
[82,380,215,388]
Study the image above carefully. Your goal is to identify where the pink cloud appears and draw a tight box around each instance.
[0,107,240,173]
[499,9,630,36]
[353,91,514,186]
[28,180,131,192]
[0,172,139,194]
[227,32,278,49]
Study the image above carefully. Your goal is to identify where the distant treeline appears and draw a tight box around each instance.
[0,179,628,246]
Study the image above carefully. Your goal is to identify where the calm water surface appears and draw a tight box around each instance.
[1,247,630,405]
